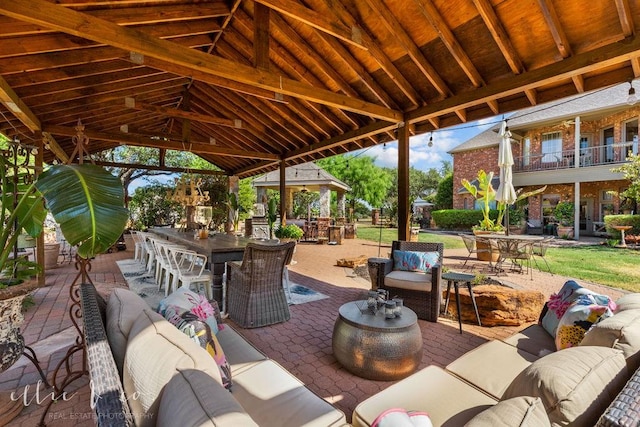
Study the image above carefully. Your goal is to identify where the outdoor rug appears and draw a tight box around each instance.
[116,258,328,310]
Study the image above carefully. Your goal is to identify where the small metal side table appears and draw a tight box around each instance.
[442,271,482,334]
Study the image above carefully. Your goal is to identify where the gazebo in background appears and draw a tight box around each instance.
[252,163,351,241]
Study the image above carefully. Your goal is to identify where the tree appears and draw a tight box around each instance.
[613,154,640,208]
[434,173,453,210]
[129,183,183,230]
[317,155,391,212]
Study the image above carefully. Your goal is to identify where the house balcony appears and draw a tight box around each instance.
[512,142,636,186]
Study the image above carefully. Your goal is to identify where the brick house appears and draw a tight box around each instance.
[449,82,639,239]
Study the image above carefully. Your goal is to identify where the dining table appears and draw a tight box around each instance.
[150,227,255,305]
[478,234,545,274]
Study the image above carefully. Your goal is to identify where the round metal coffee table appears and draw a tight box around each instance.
[332,300,423,381]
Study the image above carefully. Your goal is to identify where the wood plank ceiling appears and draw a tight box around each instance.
[0,0,639,178]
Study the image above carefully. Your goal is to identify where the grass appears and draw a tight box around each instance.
[354,223,640,293]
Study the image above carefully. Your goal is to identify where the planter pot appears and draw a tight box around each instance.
[344,223,357,239]
[473,230,501,262]
[556,226,574,239]
[44,243,60,269]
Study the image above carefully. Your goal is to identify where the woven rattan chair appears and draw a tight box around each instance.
[371,241,443,322]
[227,241,296,328]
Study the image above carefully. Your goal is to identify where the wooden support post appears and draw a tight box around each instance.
[397,121,410,241]
[279,159,286,226]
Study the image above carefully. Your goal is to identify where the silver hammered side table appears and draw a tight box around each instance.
[332,300,423,381]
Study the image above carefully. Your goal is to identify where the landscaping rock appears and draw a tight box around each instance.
[443,284,545,326]
[336,255,369,268]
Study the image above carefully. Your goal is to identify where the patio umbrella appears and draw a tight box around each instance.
[495,120,517,235]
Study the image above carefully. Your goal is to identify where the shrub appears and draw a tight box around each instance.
[431,209,500,230]
[604,214,640,239]
[274,224,304,240]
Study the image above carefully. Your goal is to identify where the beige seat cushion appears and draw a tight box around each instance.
[105,288,151,376]
[384,270,433,292]
[501,324,556,358]
[580,309,640,371]
[157,369,258,427]
[231,359,347,427]
[446,340,539,399]
[615,293,640,312]
[216,325,267,375]
[352,365,497,427]
[503,346,628,427]
[465,396,550,426]
[123,309,222,427]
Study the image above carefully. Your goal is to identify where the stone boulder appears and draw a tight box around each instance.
[443,284,545,326]
[336,255,369,268]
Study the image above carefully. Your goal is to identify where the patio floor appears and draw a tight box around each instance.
[0,233,625,426]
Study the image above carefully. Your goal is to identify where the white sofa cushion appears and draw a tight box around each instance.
[465,396,550,426]
[123,309,222,427]
[352,366,497,427]
[503,346,628,427]
[157,369,258,427]
[384,270,433,292]
[501,324,556,358]
[216,325,267,375]
[615,293,640,312]
[105,288,150,376]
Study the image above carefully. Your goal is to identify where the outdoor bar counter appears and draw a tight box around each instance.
[150,227,252,304]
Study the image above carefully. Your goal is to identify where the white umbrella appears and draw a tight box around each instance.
[495,120,517,234]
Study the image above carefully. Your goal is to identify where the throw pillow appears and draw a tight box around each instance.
[555,294,614,350]
[371,408,433,427]
[393,251,439,273]
[163,305,232,390]
[158,287,220,334]
[465,396,550,426]
[580,308,640,370]
[502,346,628,427]
[540,280,614,337]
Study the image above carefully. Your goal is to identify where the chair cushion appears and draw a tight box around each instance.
[393,250,439,273]
[384,270,433,292]
[157,369,257,427]
[465,397,550,426]
[105,288,151,376]
[503,346,628,427]
[580,308,640,370]
[123,309,222,427]
[615,293,640,312]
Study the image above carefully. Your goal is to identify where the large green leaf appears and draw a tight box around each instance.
[36,164,129,259]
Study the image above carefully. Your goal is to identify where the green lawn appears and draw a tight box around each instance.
[355,224,640,293]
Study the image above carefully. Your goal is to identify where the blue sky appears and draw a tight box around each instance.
[352,116,500,171]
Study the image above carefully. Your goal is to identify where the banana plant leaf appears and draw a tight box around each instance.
[35,164,129,259]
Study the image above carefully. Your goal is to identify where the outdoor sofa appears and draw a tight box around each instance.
[79,283,348,426]
[352,291,640,426]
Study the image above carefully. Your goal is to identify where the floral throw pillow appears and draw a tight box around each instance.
[393,250,439,273]
[163,306,232,390]
[157,287,221,334]
[555,294,614,350]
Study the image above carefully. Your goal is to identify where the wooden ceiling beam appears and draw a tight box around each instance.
[537,0,572,58]
[317,0,420,106]
[0,0,402,122]
[571,75,585,93]
[414,0,485,87]
[253,0,366,50]
[363,0,450,97]
[41,132,69,163]
[253,3,270,70]
[43,125,280,160]
[487,99,499,115]
[615,0,634,37]
[472,0,524,74]
[0,75,41,131]
[525,88,538,105]
[124,97,242,129]
[632,57,640,77]
[94,161,225,175]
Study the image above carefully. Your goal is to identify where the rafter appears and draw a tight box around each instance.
[363,0,450,97]
[537,0,572,58]
[94,160,225,175]
[571,75,585,93]
[406,31,640,123]
[414,0,485,87]
[0,0,402,123]
[253,0,367,50]
[43,125,280,160]
[615,0,634,37]
[124,97,242,128]
[0,75,40,131]
[253,2,270,70]
[41,132,69,163]
[472,0,524,74]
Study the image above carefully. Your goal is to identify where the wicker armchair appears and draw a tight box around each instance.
[227,241,296,328]
[371,241,444,322]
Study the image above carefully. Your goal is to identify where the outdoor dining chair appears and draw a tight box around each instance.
[494,239,535,280]
[459,234,490,268]
[175,251,213,299]
[532,236,553,274]
[226,241,295,328]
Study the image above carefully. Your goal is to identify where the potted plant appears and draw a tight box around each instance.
[554,201,575,239]
[461,170,502,233]
[274,224,304,241]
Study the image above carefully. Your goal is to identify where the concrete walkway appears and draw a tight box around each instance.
[0,233,625,426]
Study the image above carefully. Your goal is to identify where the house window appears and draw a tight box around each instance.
[624,118,638,156]
[463,198,468,210]
[523,137,530,166]
[603,127,614,162]
[541,132,561,163]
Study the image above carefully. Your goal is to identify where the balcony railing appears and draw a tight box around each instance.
[513,142,638,172]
